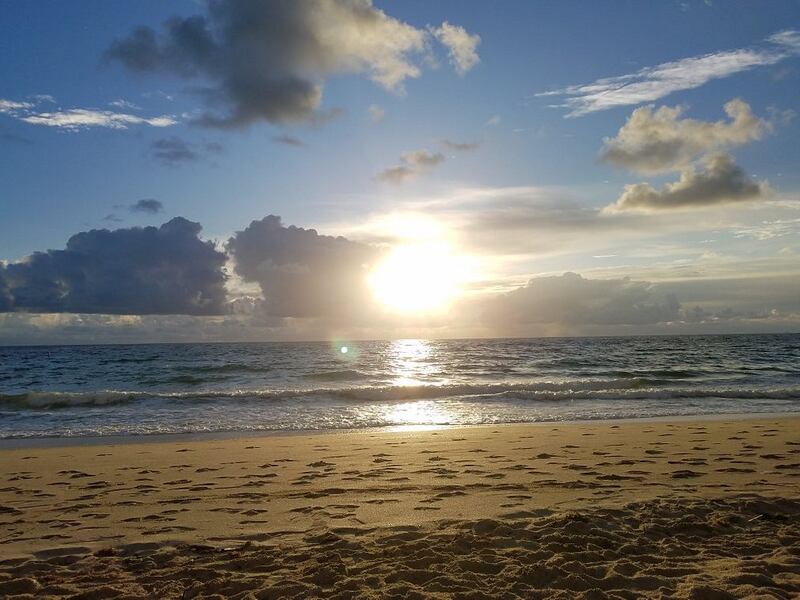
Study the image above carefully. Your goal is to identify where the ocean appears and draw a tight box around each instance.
[0,334,798,439]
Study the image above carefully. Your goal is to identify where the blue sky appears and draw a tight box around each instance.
[1,0,799,342]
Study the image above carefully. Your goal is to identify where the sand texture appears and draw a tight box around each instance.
[1,416,799,598]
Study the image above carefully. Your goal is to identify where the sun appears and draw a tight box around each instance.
[368,242,466,313]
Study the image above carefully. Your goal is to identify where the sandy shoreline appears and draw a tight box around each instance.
[1,415,799,598]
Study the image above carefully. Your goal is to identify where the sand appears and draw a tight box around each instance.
[0,416,799,598]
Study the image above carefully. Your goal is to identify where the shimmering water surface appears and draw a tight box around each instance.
[0,334,798,438]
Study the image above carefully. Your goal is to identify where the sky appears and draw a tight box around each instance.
[1,0,799,344]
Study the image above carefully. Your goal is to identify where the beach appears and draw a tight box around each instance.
[1,415,799,598]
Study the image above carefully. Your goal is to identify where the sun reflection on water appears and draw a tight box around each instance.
[388,339,437,386]
[384,340,455,430]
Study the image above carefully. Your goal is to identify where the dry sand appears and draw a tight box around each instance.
[1,416,799,598]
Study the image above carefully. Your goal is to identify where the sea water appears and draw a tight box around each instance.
[0,334,798,439]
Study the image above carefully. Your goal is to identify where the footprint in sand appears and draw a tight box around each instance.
[671,470,704,479]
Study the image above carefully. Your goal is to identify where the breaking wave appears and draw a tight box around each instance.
[2,381,799,410]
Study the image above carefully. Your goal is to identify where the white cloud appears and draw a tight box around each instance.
[1,96,177,131]
[109,99,141,110]
[20,109,177,130]
[432,22,481,75]
[732,218,800,240]
[601,99,768,174]
[0,99,34,114]
[538,29,800,117]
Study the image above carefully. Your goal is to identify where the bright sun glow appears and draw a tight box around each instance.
[369,242,466,313]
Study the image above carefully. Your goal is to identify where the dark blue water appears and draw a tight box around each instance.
[0,334,798,438]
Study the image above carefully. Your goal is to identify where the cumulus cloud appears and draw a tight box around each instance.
[0,218,227,315]
[601,99,768,174]
[227,215,378,319]
[130,199,163,214]
[538,29,800,117]
[431,22,481,75]
[378,149,446,184]
[106,0,478,129]
[606,153,769,212]
[483,272,681,327]
[149,136,222,166]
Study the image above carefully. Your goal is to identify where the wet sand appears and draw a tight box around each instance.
[1,416,799,598]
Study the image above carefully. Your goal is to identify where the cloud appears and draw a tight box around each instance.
[273,134,306,147]
[600,99,768,174]
[482,272,681,327]
[19,108,176,130]
[149,136,222,166]
[0,218,227,315]
[130,198,163,214]
[106,0,478,129]
[109,99,140,110]
[0,99,34,114]
[732,218,800,240]
[538,29,800,117]
[227,215,378,318]
[606,153,769,212]
[441,139,480,152]
[431,22,481,75]
[0,96,175,130]
[378,149,446,183]
[368,104,385,123]
[0,128,33,145]
[485,115,501,127]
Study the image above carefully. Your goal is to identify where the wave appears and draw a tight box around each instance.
[174,364,268,374]
[0,390,143,409]
[304,369,370,382]
[2,380,799,410]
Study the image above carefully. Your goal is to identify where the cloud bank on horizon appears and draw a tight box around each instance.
[1,203,798,344]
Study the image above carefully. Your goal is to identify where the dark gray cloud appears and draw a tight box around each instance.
[130,198,163,214]
[378,149,446,184]
[483,272,681,327]
[607,153,769,212]
[150,136,199,164]
[0,128,33,145]
[273,134,306,147]
[149,136,222,166]
[228,215,379,318]
[441,139,480,152]
[0,218,227,315]
[105,1,477,129]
